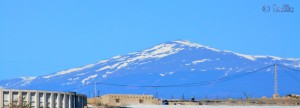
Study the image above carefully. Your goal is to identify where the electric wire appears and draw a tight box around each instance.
[67,64,273,91]
[278,65,300,82]
[277,64,300,73]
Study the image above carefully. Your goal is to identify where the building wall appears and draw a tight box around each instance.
[88,94,160,107]
[0,89,87,108]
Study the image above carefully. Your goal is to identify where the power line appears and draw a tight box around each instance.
[279,66,300,82]
[68,84,93,91]
[177,65,273,87]
[66,64,273,91]
[277,64,300,73]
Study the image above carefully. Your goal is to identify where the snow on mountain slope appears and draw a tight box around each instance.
[1,40,299,98]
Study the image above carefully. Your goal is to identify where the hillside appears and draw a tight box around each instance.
[1,40,299,98]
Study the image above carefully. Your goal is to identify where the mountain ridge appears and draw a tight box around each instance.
[1,40,299,98]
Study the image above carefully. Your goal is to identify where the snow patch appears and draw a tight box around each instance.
[215,67,226,70]
[96,43,183,72]
[20,77,37,86]
[174,40,221,52]
[124,43,183,63]
[138,61,152,65]
[140,43,184,59]
[96,63,121,72]
[168,71,175,75]
[112,55,121,59]
[173,40,201,47]
[269,56,283,60]
[254,55,284,60]
[225,50,256,61]
[20,76,37,81]
[97,60,109,64]
[117,63,128,69]
[129,52,138,55]
[81,74,98,84]
[159,71,175,77]
[235,53,256,61]
[192,59,211,64]
[67,82,75,85]
[254,55,268,58]
[76,73,87,76]
[287,58,300,61]
[102,71,114,78]
[96,62,129,72]
[43,64,95,78]
[68,77,79,81]
[159,74,165,77]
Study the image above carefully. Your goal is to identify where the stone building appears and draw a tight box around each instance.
[0,89,87,108]
[88,94,160,107]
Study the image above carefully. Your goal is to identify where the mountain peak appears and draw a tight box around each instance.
[172,40,201,47]
[172,40,221,52]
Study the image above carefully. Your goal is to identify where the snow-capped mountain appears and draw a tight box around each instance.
[1,40,300,99]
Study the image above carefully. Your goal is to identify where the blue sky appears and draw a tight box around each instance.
[0,0,299,79]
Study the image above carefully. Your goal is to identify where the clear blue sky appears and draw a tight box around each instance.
[0,0,299,79]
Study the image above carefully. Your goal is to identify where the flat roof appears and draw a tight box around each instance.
[0,88,86,96]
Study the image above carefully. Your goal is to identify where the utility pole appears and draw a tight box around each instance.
[94,82,97,98]
[155,87,158,98]
[273,64,279,98]
[89,91,91,98]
